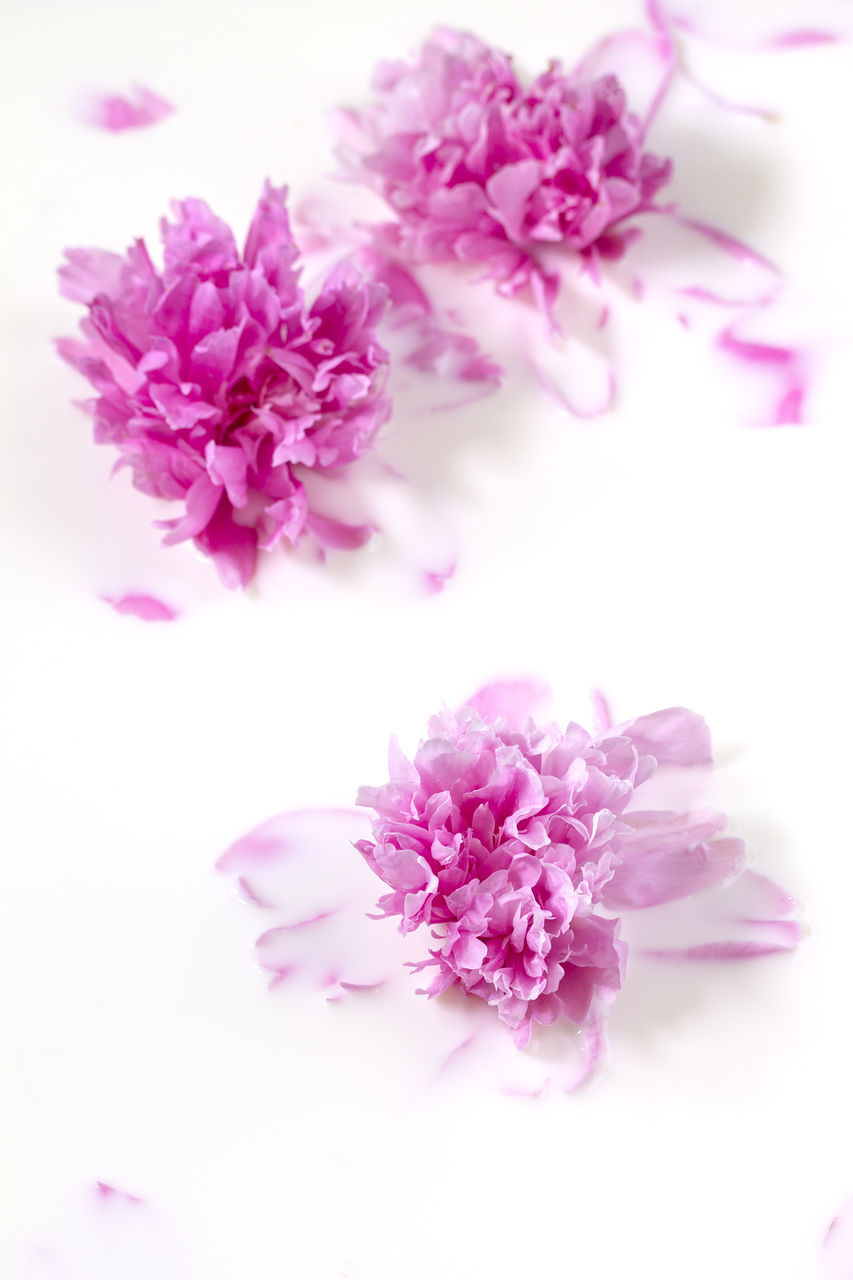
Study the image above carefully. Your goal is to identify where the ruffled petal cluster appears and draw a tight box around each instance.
[356,688,744,1045]
[342,27,672,302]
[58,183,390,587]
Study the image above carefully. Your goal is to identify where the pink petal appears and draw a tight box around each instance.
[822,1196,853,1280]
[485,161,543,241]
[605,811,746,909]
[83,84,174,132]
[100,593,178,622]
[218,808,391,994]
[614,706,712,767]
[304,511,375,550]
[58,248,126,304]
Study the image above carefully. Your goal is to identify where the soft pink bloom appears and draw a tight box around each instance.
[356,681,777,1047]
[58,184,390,587]
[340,27,672,306]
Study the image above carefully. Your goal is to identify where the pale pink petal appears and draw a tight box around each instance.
[83,84,174,132]
[655,0,842,51]
[304,511,375,550]
[423,561,456,594]
[58,248,127,304]
[218,809,394,994]
[614,706,712,768]
[464,679,552,729]
[604,811,746,909]
[100,593,178,621]
[822,1197,853,1280]
[625,868,802,959]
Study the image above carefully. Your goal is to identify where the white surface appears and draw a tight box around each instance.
[1,1,852,1277]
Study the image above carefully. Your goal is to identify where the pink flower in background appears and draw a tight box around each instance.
[340,27,672,306]
[356,681,795,1047]
[58,183,390,587]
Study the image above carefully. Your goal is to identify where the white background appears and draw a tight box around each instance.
[1,0,852,1276]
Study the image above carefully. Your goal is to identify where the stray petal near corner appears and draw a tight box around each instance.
[218,808,391,994]
[77,84,175,131]
[94,1182,143,1204]
[821,1196,853,1279]
[716,323,810,426]
[628,869,802,960]
[652,0,844,51]
[100,593,179,621]
[18,1184,203,1280]
[422,560,456,595]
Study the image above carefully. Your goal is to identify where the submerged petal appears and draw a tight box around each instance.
[605,811,746,909]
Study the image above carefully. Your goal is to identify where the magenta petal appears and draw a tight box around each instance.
[158,474,221,546]
[243,181,293,262]
[195,501,258,589]
[101,593,178,621]
[205,442,249,509]
[85,84,174,132]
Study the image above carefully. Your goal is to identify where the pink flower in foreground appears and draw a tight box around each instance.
[340,27,672,305]
[356,682,779,1047]
[58,184,390,587]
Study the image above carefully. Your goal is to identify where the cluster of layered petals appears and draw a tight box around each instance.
[356,685,745,1045]
[58,183,390,587]
[341,27,672,303]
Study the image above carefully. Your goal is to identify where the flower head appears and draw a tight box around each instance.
[356,682,747,1046]
[58,183,390,587]
[341,28,672,304]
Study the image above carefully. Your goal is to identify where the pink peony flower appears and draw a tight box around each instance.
[340,27,672,306]
[356,681,758,1047]
[58,183,390,587]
